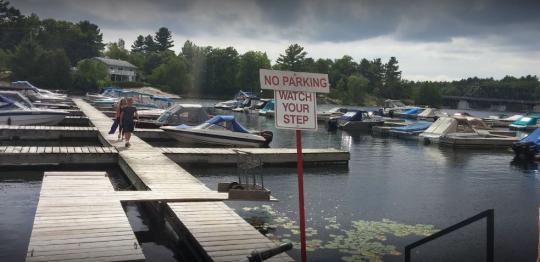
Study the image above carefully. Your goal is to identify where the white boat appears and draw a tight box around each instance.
[0,91,72,109]
[0,95,68,125]
[416,108,445,121]
[160,115,273,148]
[136,104,209,128]
[214,99,240,110]
[337,111,384,131]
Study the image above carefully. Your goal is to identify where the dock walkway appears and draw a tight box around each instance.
[26,172,145,262]
[0,125,97,139]
[73,99,293,262]
[161,147,349,166]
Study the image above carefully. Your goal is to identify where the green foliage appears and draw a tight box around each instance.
[103,39,129,60]
[71,58,109,93]
[414,82,442,107]
[204,46,239,96]
[347,75,369,105]
[154,27,174,52]
[239,204,437,262]
[131,35,145,53]
[237,51,271,93]
[276,43,306,71]
[144,34,157,53]
[181,40,211,95]
[10,40,71,89]
[0,48,11,70]
[147,55,189,94]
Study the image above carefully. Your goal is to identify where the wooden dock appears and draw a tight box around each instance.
[0,146,117,166]
[0,125,97,139]
[26,172,145,262]
[72,98,294,262]
[161,147,349,166]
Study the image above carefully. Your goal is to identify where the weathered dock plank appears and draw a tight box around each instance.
[161,147,350,166]
[0,146,117,166]
[26,172,145,262]
[0,125,98,139]
[170,202,294,262]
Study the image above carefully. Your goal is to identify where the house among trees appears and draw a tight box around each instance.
[94,57,137,82]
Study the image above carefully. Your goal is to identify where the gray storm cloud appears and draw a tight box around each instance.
[11,0,540,48]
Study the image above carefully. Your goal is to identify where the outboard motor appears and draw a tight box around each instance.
[512,141,539,160]
[259,131,273,147]
[326,118,338,132]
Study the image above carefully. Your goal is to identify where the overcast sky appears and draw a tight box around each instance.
[11,0,540,81]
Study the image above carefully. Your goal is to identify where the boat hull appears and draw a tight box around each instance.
[162,128,267,148]
[340,120,384,131]
[0,112,67,126]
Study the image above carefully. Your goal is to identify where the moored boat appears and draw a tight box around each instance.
[337,110,384,132]
[389,121,432,139]
[509,116,540,131]
[512,127,540,159]
[317,107,349,122]
[160,115,273,147]
[136,104,209,128]
[0,95,68,125]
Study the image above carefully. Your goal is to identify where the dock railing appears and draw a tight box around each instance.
[404,209,494,262]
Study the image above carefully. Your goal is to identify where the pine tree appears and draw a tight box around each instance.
[154,27,174,52]
[276,44,306,71]
[144,34,156,52]
[131,35,145,53]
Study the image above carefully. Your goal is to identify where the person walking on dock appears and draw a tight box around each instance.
[120,98,138,148]
[109,98,127,140]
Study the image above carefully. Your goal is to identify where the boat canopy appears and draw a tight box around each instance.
[261,99,275,112]
[0,91,34,108]
[11,81,39,92]
[0,95,15,108]
[157,104,209,125]
[205,115,249,133]
[393,121,431,132]
[340,110,368,121]
[512,116,539,126]
[235,90,259,100]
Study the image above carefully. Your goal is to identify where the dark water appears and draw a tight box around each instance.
[0,166,185,262]
[1,100,539,262]
[185,108,540,262]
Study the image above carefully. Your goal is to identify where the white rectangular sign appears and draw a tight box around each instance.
[274,90,317,130]
[260,69,330,93]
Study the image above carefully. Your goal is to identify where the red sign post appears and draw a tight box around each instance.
[260,69,329,262]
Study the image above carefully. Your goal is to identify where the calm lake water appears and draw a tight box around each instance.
[1,100,539,262]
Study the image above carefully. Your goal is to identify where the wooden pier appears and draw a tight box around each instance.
[26,172,145,262]
[0,146,117,166]
[71,98,294,262]
[0,125,97,139]
[161,147,349,166]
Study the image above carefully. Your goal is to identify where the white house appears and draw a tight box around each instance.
[95,57,137,82]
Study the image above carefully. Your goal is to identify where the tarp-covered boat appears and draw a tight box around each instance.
[161,115,273,147]
[389,121,432,138]
[512,127,540,159]
[509,116,540,131]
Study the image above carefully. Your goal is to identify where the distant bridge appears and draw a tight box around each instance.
[442,96,540,112]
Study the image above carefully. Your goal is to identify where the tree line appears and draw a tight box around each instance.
[1,0,539,106]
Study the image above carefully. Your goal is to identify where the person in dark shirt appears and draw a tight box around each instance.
[120,98,138,148]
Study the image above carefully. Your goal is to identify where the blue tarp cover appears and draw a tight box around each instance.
[393,121,431,132]
[519,127,540,144]
[403,107,420,115]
